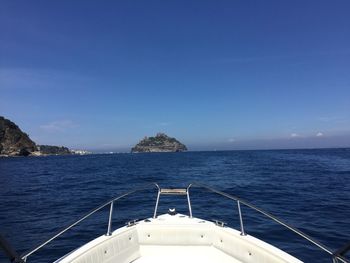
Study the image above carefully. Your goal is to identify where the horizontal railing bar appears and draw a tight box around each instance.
[188,182,348,263]
[22,183,159,259]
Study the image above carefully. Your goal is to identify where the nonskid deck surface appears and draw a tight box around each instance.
[134,245,241,263]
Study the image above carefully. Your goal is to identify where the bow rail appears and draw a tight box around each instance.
[187,182,349,263]
[2,182,346,263]
[21,183,160,261]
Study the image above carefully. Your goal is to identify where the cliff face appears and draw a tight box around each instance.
[0,116,37,156]
[131,133,187,153]
[0,116,73,157]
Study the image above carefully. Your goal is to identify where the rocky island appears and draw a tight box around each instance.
[131,133,187,153]
[0,116,73,157]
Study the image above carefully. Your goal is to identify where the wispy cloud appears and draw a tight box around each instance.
[228,138,236,143]
[316,132,324,137]
[290,133,299,138]
[40,120,78,132]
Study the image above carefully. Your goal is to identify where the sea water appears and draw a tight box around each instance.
[1,149,349,263]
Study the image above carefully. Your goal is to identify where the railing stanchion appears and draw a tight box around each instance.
[19,182,349,263]
[20,183,159,260]
[187,186,193,218]
[153,190,161,218]
[237,200,246,236]
[107,201,114,236]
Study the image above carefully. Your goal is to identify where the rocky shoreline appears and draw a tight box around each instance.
[0,116,88,157]
[1,117,188,157]
[0,116,37,156]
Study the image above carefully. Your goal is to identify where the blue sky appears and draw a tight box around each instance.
[1,1,350,151]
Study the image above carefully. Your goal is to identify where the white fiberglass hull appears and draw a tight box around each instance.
[56,213,302,263]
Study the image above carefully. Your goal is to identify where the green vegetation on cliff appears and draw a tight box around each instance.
[37,145,71,155]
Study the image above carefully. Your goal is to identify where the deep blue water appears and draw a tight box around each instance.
[0,149,349,263]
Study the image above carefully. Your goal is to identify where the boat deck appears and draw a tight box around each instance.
[56,214,302,263]
[134,245,241,263]
[19,183,346,263]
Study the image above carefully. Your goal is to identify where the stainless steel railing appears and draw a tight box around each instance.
[21,183,160,262]
[19,182,349,263]
[187,182,349,263]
